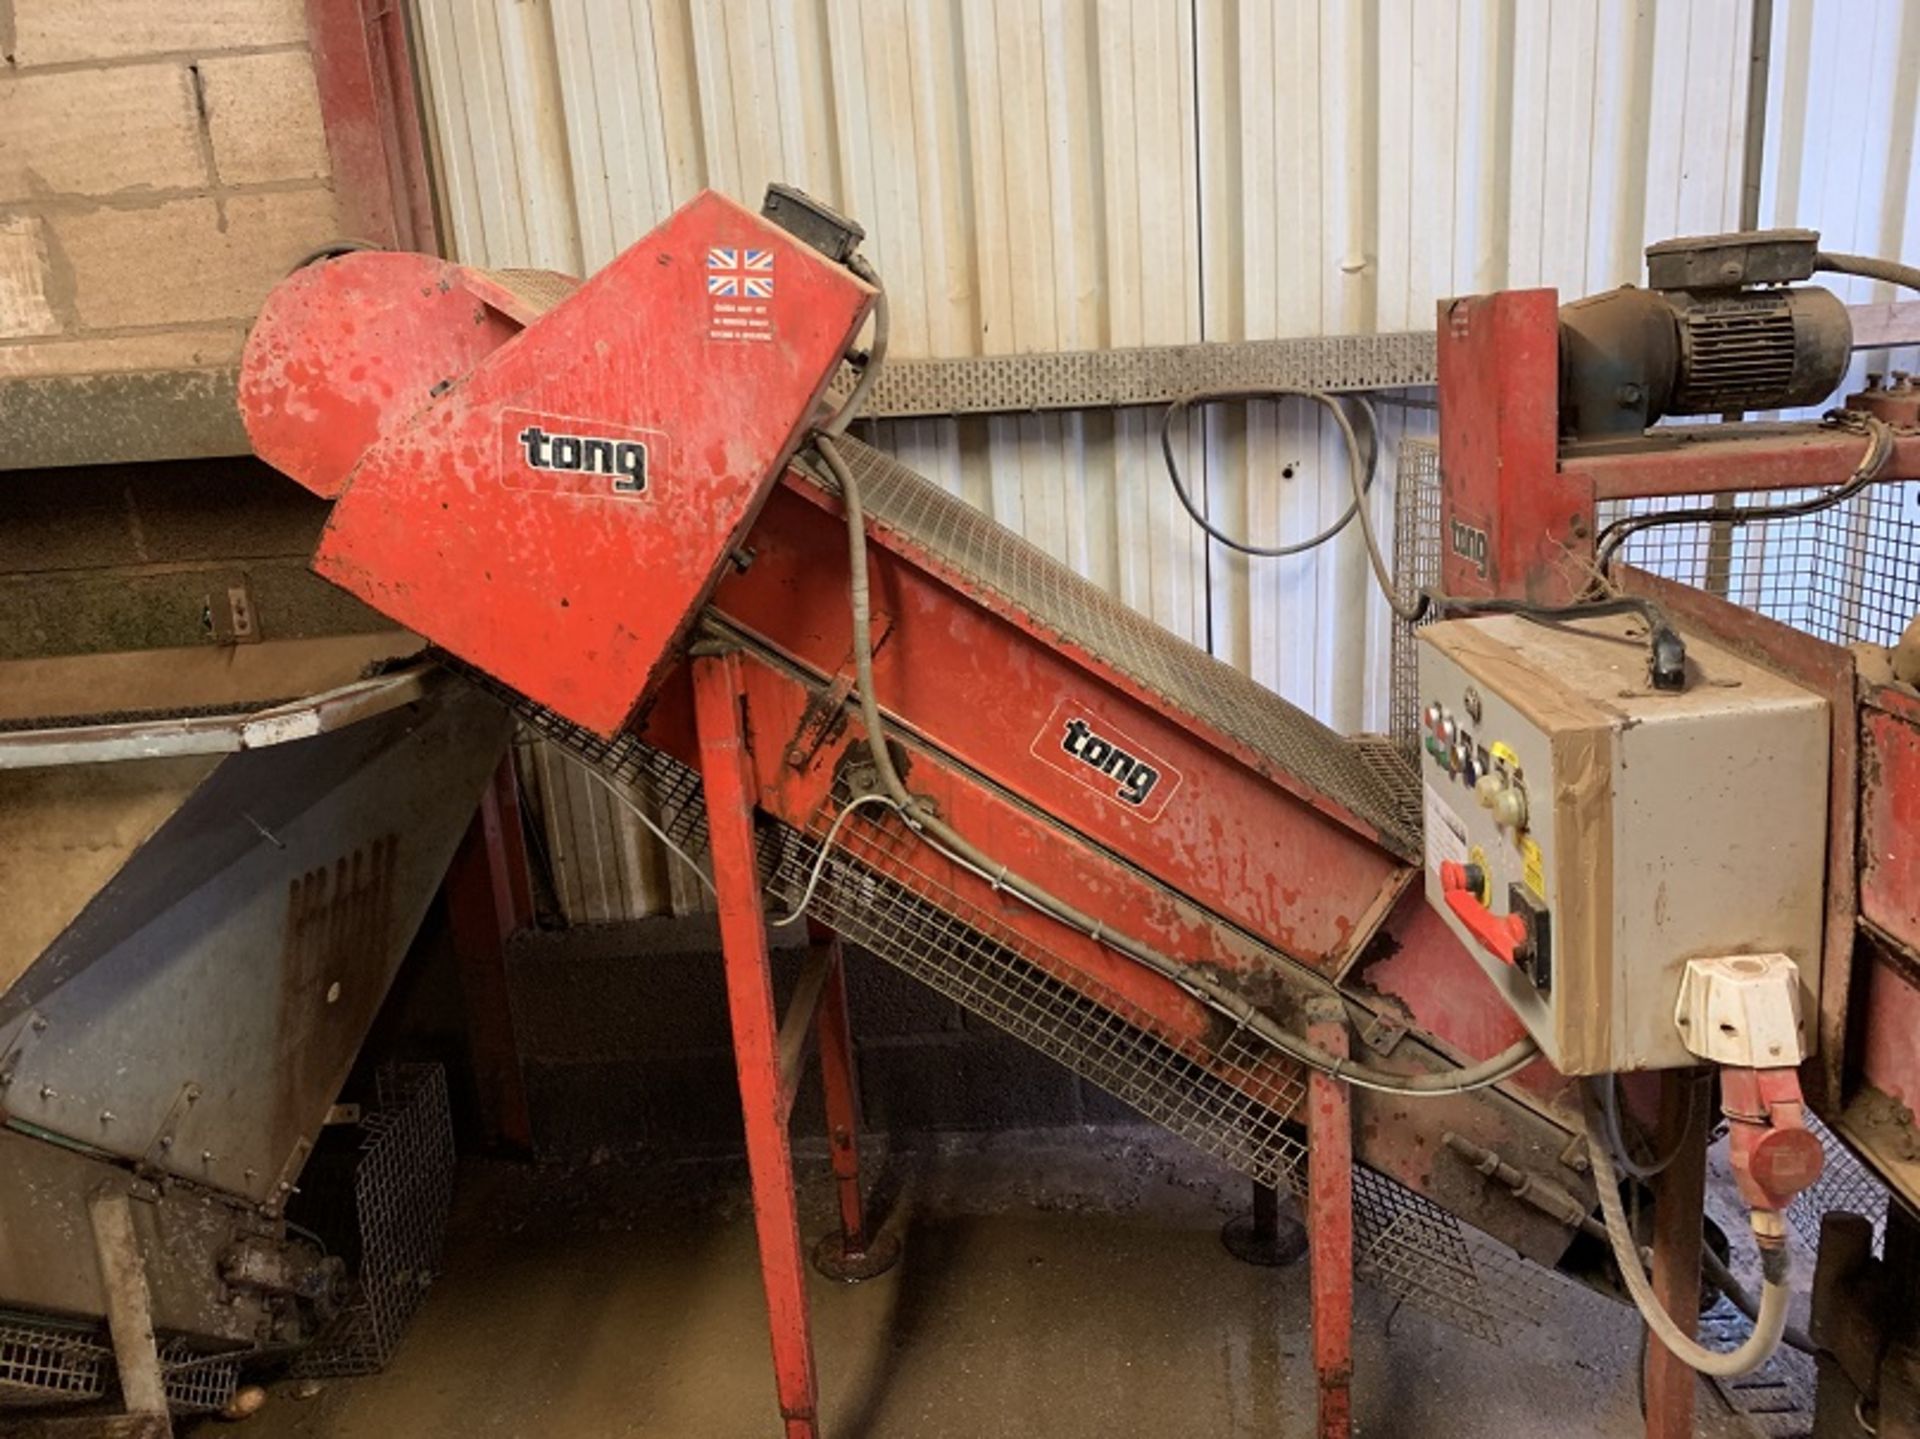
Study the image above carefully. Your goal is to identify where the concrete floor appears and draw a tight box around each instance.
[233,1128,1777,1439]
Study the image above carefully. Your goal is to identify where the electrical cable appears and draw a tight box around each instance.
[1597,1072,1690,1181]
[763,792,902,926]
[1594,412,1896,574]
[1581,1081,1793,1377]
[568,753,905,931]
[1155,388,1382,559]
[808,314,1538,1094]
[569,757,718,899]
[1814,250,1920,297]
[819,255,889,438]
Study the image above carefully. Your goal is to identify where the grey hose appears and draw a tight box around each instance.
[819,255,889,438]
[811,425,1537,1097]
[1581,1084,1792,1377]
[1815,250,1920,297]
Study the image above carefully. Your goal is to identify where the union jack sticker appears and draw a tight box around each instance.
[706,246,774,299]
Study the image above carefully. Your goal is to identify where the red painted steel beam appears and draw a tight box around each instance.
[1306,998,1354,1439]
[443,755,534,1150]
[1436,291,1595,604]
[1569,430,1920,502]
[814,930,869,1254]
[693,651,821,1439]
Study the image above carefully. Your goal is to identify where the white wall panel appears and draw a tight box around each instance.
[417,0,1889,920]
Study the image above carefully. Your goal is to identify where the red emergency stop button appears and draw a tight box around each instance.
[1441,863,1530,966]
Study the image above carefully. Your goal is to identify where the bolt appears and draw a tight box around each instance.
[38,1084,55,1101]
[201,1150,216,1164]
[1615,382,1644,407]
[158,1136,173,1150]
[30,1016,47,1033]
[99,1110,115,1124]
[185,1085,201,1102]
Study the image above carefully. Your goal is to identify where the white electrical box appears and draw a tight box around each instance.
[1416,614,1827,1074]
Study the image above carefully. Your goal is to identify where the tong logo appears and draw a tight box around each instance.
[1449,517,1490,577]
[518,423,648,494]
[499,408,665,501]
[1061,719,1161,806]
[1031,701,1182,821]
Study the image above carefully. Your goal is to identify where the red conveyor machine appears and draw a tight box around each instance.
[239,190,1920,1439]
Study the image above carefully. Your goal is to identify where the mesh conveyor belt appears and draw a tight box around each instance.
[798,438,1422,859]
[495,685,1535,1345]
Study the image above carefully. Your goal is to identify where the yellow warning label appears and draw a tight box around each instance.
[1467,844,1491,903]
[1520,835,1546,898]
[1489,741,1520,771]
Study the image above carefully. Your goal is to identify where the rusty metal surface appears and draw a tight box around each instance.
[1863,688,1920,957]
[798,439,1420,859]
[0,681,507,1205]
[0,1129,267,1347]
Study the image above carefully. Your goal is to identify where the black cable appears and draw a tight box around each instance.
[1591,1075,1692,1181]
[1427,594,1689,691]
[1593,413,1895,575]
[1156,387,1381,559]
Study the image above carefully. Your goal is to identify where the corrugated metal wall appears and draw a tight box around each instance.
[416,0,1899,922]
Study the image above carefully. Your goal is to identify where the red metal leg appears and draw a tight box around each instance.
[444,754,535,1150]
[1644,1069,1709,1439]
[1306,999,1354,1439]
[693,652,820,1439]
[809,923,901,1283]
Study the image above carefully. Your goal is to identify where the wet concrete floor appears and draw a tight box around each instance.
[235,1128,1766,1439]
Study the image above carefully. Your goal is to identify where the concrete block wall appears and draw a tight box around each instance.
[0,454,384,660]
[506,917,1118,1160]
[0,0,345,379]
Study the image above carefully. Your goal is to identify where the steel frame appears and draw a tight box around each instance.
[692,651,889,1439]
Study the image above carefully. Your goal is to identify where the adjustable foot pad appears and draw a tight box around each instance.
[812,1229,902,1283]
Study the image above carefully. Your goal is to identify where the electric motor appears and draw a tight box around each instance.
[1558,229,1853,442]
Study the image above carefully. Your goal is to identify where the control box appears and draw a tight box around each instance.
[1416,614,1827,1074]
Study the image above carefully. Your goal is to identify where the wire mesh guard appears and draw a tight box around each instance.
[293,1064,456,1378]
[0,1320,243,1416]
[1388,431,1920,745]
[510,687,1544,1345]
[1596,472,1920,650]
